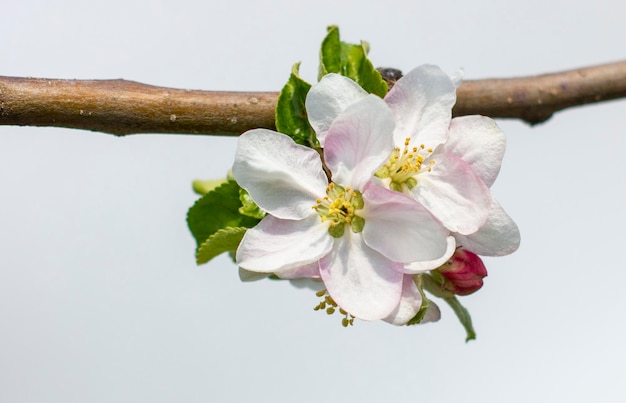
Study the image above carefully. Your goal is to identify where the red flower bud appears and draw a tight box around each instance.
[436,248,487,296]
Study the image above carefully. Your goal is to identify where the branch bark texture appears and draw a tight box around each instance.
[1,61,625,136]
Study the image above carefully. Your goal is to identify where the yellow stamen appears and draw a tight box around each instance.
[313,290,356,327]
[374,137,436,192]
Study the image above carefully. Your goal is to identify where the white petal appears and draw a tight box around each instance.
[404,236,457,274]
[384,65,456,147]
[420,300,441,323]
[450,68,464,87]
[442,116,506,188]
[412,153,491,234]
[320,232,404,321]
[233,129,328,219]
[361,183,449,263]
[305,74,368,146]
[236,215,333,273]
[383,275,423,326]
[455,199,521,256]
[274,261,321,279]
[323,95,395,189]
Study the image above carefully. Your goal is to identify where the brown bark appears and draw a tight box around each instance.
[1,60,625,136]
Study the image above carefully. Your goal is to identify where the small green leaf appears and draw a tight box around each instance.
[192,178,228,196]
[443,296,477,342]
[239,188,266,219]
[196,227,248,264]
[407,277,431,326]
[187,180,260,248]
[318,25,341,79]
[407,298,430,326]
[275,62,317,147]
[318,25,388,97]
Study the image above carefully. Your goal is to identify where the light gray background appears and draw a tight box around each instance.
[2,1,625,402]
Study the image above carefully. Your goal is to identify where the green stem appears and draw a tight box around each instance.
[421,274,477,342]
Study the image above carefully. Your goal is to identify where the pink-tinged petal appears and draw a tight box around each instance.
[405,236,456,274]
[305,74,368,146]
[320,232,404,320]
[383,275,423,326]
[361,183,449,263]
[455,199,521,256]
[442,116,506,188]
[233,129,328,219]
[274,261,321,279]
[324,95,395,190]
[236,214,333,273]
[437,248,487,296]
[412,153,491,234]
[384,65,456,147]
[420,300,441,323]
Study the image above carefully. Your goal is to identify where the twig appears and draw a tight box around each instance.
[1,61,625,136]
[454,60,626,125]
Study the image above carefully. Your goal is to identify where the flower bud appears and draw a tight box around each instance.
[435,248,487,296]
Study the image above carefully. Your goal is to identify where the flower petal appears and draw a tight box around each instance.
[305,73,368,146]
[420,300,441,323]
[323,95,395,189]
[274,261,321,279]
[441,116,506,187]
[320,231,404,320]
[455,199,521,256]
[384,65,456,147]
[383,275,423,326]
[411,153,491,234]
[404,236,457,274]
[233,129,328,219]
[236,214,333,273]
[361,183,450,263]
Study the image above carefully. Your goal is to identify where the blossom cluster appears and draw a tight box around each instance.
[232,65,520,328]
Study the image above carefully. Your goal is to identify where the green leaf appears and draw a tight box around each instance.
[443,296,477,342]
[407,277,431,326]
[187,180,260,249]
[192,178,228,196]
[196,227,248,264]
[239,188,266,219]
[318,25,388,97]
[275,62,317,147]
[318,25,341,79]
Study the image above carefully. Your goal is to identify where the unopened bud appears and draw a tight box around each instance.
[435,248,487,296]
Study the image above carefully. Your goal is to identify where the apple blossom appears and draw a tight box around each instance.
[306,65,516,239]
[233,94,451,322]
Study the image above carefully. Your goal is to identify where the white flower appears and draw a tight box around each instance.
[307,64,519,254]
[233,94,451,321]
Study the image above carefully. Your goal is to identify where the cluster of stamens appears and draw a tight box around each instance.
[313,290,355,327]
[312,183,365,238]
[375,137,435,192]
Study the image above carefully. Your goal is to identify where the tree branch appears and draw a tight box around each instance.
[1,61,625,136]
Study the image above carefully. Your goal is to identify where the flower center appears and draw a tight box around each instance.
[374,137,435,192]
[312,183,365,238]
